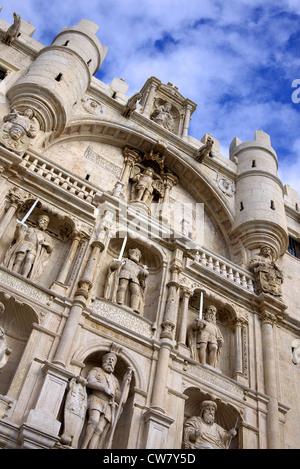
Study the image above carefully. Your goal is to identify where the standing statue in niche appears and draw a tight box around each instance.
[151,102,175,132]
[104,247,149,314]
[80,352,133,449]
[0,107,39,154]
[249,246,283,296]
[188,305,224,367]
[0,303,12,371]
[131,167,155,205]
[182,400,237,449]
[4,213,53,281]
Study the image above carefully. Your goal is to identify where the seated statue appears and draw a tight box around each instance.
[183,400,237,449]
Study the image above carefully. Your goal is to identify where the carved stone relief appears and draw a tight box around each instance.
[249,246,283,296]
[0,108,39,155]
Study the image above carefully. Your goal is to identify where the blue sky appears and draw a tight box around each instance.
[1,0,300,196]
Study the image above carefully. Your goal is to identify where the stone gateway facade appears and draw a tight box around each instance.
[0,12,299,450]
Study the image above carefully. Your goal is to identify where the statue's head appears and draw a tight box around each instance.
[128,248,142,263]
[260,246,274,259]
[102,352,117,373]
[37,214,50,230]
[23,108,34,119]
[144,167,154,177]
[204,305,217,322]
[200,400,217,424]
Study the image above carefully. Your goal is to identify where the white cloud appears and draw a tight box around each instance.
[1,0,300,196]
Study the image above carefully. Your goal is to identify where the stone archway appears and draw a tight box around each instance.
[0,291,39,396]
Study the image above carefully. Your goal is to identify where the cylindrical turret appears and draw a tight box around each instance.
[7,20,107,136]
[230,130,288,259]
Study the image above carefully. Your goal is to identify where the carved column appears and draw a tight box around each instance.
[0,188,25,238]
[150,251,182,412]
[177,286,192,346]
[160,173,178,219]
[234,318,243,376]
[120,148,141,197]
[141,83,157,116]
[182,103,192,137]
[53,240,105,367]
[260,311,280,449]
[55,231,82,285]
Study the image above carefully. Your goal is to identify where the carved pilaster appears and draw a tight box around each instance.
[177,286,193,346]
[120,147,141,197]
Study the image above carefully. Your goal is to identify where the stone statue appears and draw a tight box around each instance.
[130,165,165,207]
[196,135,214,163]
[79,350,133,450]
[4,214,53,281]
[188,305,224,367]
[122,92,142,118]
[292,339,300,365]
[0,303,12,371]
[104,247,149,314]
[132,167,155,204]
[182,400,237,449]
[249,246,283,296]
[3,12,21,45]
[151,102,174,132]
[60,376,88,448]
[0,107,39,154]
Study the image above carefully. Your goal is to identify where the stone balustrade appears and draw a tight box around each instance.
[20,153,96,203]
[189,248,254,293]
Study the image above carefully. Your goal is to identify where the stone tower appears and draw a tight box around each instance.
[6,19,107,136]
[230,130,289,264]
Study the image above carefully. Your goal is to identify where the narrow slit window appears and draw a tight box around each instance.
[252,160,256,167]
[270,200,275,210]
[85,174,90,181]
[63,40,69,46]
[240,201,244,211]
[55,73,63,82]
